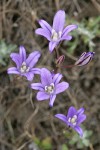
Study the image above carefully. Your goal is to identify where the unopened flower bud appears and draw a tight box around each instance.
[75,52,95,66]
[56,55,65,66]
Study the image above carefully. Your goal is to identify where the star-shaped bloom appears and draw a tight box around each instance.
[31,68,69,107]
[7,46,41,81]
[75,52,95,66]
[55,106,86,137]
[35,10,78,52]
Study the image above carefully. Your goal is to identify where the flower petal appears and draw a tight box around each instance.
[35,28,51,41]
[37,91,49,100]
[19,46,26,63]
[39,19,52,33]
[31,68,41,74]
[55,114,67,124]
[75,52,95,66]
[7,67,19,74]
[53,73,63,85]
[41,68,53,86]
[77,114,86,125]
[49,94,56,107]
[62,25,78,37]
[55,82,69,94]
[31,83,44,91]
[49,41,58,52]
[24,72,34,81]
[26,51,41,68]
[10,53,21,68]
[60,35,72,41]
[53,10,65,32]
[74,126,83,137]
[67,106,77,119]
[77,108,85,115]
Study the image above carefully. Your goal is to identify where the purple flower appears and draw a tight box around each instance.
[35,10,78,52]
[55,106,86,137]
[7,46,41,81]
[31,68,69,107]
[75,52,95,66]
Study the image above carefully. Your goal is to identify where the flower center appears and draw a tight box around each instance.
[68,115,77,126]
[20,62,30,73]
[45,83,55,94]
[51,29,62,41]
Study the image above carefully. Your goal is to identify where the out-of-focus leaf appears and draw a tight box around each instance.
[0,40,17,66]
[62,144,69,150]
[41,137,52,150]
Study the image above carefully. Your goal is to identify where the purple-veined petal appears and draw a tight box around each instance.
[55,82,69,94]
[31,68,41,74]
[53,10,65,32]
[62,25,78,37]
[53,73,63,85]
[35,28,51,41]
[55,114,67,124]
[60,35,72,41]
[7,67,20,74]
[19,46,26,63]
[24,72,34,81]
[10,53,21,68]
[41,68,53,86]
[49,94,56,107]
[31,83,44,91]
[77,114,86,125]
[67,106,77,119]
[49,41,58,52]
[26,51,41,68]
[77,108,85,115]
[74,126,83,137]
[75,52,95,66]
[75,52,86,66]
[37,91,49,100]
[39,19,52,34]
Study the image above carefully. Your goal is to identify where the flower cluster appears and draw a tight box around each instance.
[7,10,95,137]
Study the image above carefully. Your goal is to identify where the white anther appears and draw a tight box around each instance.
[51,29,62,41]
[68,115,77,126]
[58,31,62,38]
[20,62,30,73]
[45,83,54,94]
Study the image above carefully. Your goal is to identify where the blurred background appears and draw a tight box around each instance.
[0,0,100,150]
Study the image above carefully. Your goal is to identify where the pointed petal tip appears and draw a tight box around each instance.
[7,67,20,75]
[54,114,67,124]
[74,126,83,137]
[75,24,78,29]
[33,50,41,56]
[19,45,24,49]
[57,10,65,15]
[35,28,41,34]
[53,10,65,32]
[49,95,56,107]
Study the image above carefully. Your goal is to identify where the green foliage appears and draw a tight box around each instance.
[34,137,52,150]
[69,129,93,149]
[0,40,17,66]
[64,16,100,54]
[62,144,69,150]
